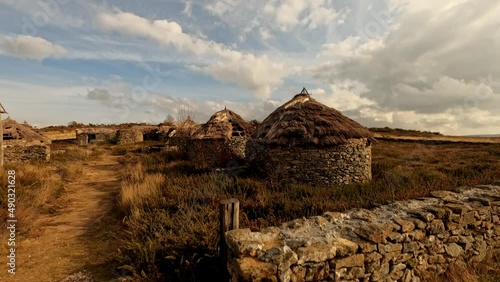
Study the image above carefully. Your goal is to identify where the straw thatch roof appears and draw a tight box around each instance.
[254,88,375,146]
[168,116,200,138]
[2,118,51,144]
[192,109,254,140]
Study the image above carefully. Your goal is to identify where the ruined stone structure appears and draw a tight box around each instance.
[189,109,255,169]
[2,118,51,162]
[4,144,50,162]
[247,88,375,186]
[129,125,160,141]
[116,129,144,145]
[225,184,500,281]
[166,117,200,156]
[76,128,117,145]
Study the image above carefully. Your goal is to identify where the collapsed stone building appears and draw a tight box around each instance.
[246,88,375,186]
[76,128,118,145]
[2,118,51,162]
[166,116,200,155]
[132,125,160,141]
[188,108,255,169]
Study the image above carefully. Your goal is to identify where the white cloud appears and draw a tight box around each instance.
[259,27,273,40]
[311,0,500,134]
[182,0,192,17]
[265,0,344,31]
[191,54,290,99]
[96,10,291,99]
[311,81,375,112]
[0,35,67,60]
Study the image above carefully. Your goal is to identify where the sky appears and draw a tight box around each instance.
[0,0,499,135]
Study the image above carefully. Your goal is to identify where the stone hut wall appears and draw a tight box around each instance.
[76,133,88,145]
[76,130,117,145]
[167,137,191,157]
[225,184,500,282]
[116,129,143,145]
[4,142,50,162]
[188,137,248,169]
[246,138,371,186]
[94,132,116,143]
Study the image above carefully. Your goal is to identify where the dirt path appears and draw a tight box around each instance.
[10,152,122,282]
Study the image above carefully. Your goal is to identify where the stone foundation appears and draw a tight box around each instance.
[226,184,500,281]
[246,138,371,186]
[4,142,50,162]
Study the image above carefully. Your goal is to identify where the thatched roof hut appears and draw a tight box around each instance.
[2,118,51,162]
[3,118,51,144]
[188,109,254,169]
[166,117,200,157]
[168,116,200,139]
[254,88,375,146]
[247,88,374,186]
[192,109,254,140]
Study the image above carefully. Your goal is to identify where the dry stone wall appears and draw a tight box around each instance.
[4,143,50,162]
[225,184,500,281]
[246,138,371,186]
[116,129,143,145]
[188,137,248,169]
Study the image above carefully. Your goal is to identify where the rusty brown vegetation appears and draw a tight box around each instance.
[114,140,500,281]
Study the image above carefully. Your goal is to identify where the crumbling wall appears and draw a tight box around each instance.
[246,138,371,186]
[116,129,143,145]
[4,142,50,162]
[226,184,500,281]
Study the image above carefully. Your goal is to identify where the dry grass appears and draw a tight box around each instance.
[119,173,164,215]
[114,140,500,281]
[0,143,104,235]
[417,260,480,282]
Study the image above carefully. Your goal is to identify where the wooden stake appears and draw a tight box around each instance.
[0,112,3,167]
[219,198,239,265]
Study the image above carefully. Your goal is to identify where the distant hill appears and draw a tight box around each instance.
[466,134,500,138]
[369,127,442,138]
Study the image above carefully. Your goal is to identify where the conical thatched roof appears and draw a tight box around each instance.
[254,88,375,146]
[168,116,200,138]
[2,118,51,144]
[192,109,254,139]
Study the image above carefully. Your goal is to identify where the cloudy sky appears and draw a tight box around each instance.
[0,0,499,135]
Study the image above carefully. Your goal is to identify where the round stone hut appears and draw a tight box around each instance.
[188,108,255,169]
[116,128,144,145]
[2,118,52,162]
[246,88,375,186]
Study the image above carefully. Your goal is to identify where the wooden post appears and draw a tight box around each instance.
[219,198,239,268]
[0,112,3,167]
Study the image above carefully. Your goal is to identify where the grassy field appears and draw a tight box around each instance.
[113,140,500,281]
[1,138,498,281]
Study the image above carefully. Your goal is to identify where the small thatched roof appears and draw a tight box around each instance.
[168,116,200,138]
[192,109,254,139]
[2,118,51,144]
[254,88,375,146]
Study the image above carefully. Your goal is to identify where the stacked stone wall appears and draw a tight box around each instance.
[188,137,248,169]
[246,138,371,186]
[4,142,50,162]
[226,184,500,281]
[116,129,143,145]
